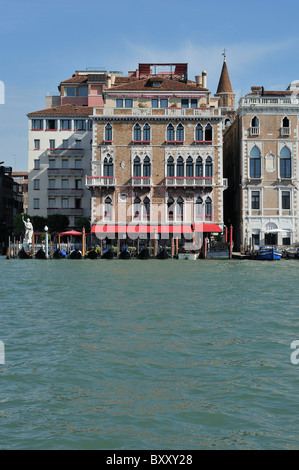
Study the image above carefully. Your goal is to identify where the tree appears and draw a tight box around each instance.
[31,216,48,232]
[75,217,91,232]
[47,214,69,233]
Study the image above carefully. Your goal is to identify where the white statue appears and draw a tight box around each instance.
[22,216,33,245]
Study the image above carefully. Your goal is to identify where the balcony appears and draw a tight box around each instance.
[86,176,116,187]
[47,208,83,216]
[165,176,213,187]
[249,127,260,136]
[48,168,84,176]
[280,127,290,137]
[47,148,84,157]
[165,140,185,145]
[96,107,217,117]
[47,188,83,197]
[131,176,152,187]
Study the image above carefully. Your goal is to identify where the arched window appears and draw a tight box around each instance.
[167,156,175,177]
[143,123,151,142]
[167,124,175,142]
[143,197,150,220]
[205,156,213,177]
[282,116,290,128]
[143,156,151,177]
[134,197,141,219]
[186,156,193,177]
[280,146,291,178]
[251,116,259,128]
[195,196,203,218]
[176,123,184,142]
[177,156,184,177]
[103,155,114,177]
[134,123,141,142]
[205,123,213,141]
[104,196,112,219]
[177,197,184,220]
[133,156,141,177]
[195,124,203,142]
[249,146,261,178]
[167,197,174,220]
[105,123,112,141]
[195,156,203,177]
[205,197,212,218]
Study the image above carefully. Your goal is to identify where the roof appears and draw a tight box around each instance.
[28,104,93,117]
[60,75,88,84]
[216,60,233,94]
[106,76,208,93]
[248,90,292,97]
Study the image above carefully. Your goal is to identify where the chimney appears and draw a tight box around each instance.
[202,70,207,88]
[195,75,202,86]
[107,75,112,88]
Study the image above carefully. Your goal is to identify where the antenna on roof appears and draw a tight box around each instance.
[222,49,227,61]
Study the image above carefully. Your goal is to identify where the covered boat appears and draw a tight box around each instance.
[85,247,100,259]
[68,249,82,259]
[285,246,299,259]
[156,248,170,259]
[35,248,46,259]
[255,246,282,260]
[101,248,114,259]
[119,249,131,259]
[18,248,32,259]
[137,248,150,259]
[53,249,67,259]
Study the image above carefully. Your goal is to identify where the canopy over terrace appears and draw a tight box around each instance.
[91,223,221,240]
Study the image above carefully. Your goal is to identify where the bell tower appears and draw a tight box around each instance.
[215,50,236,124]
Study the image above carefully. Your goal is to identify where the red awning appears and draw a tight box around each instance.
[91,224,221,234]
[59,230,83,236]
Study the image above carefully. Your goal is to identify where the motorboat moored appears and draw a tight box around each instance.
[255,246,282,260]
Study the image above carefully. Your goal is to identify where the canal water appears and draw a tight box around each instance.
[0,256,299,450]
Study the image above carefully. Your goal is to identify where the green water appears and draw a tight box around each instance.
[0,256,299,450]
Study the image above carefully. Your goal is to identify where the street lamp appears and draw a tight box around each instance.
[44,225,49,259]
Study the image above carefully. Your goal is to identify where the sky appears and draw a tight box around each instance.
[1,0,299,171]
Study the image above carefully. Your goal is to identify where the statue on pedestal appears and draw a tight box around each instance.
[22,215,33,246]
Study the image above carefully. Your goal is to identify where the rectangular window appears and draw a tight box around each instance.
[62,139,68,148]
[61,198,69,208]
[49,139,55,149]
[78,87,88,96]
[34,159,40,170]
[60,119,72,130]
[32,119,43,130]
[46,119,57,130]
[282,191,290,209]
[48,198,56,208]
[62,159,69,169]
[49,159,55,169]
[75,179,82,189]
[74,120,86,130]
[251,191,260,210]
[61,179,69,189]
[48,179,55,189]
[181,99,189,108]
[252,233,260,246]
[34,139,40,150]
[116,99,123,108]
[160,99,168,108]
[151,99,158,108]
[75,159,82,169]
[33,179,40,190]
[191,99,198,108]
[33,198,40,209]
[64,87,76,97]
[125,99,133,108]
[75,198,81,209]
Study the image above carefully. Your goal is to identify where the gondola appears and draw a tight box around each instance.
[101,248,114,259]
[35,248,46,259]
[53,249,67,259]
[85,247,100,259]
[18,248,32,259]
[156,248,170,259]
[137,247,150,259]
[68,249,82,259]
[119,249,131,259]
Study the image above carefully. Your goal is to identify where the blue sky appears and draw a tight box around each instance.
[1,0,299,170]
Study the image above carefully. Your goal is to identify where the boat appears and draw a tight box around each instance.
[101,248,114,259]
[255,246,282,260]
[178,248,199,260]
[68,249,82,259]
[156,248,170,259]
[285,246,299,259]
[85,247,100,259]
[119,249,131,259]
[18,248,32,259]
[137,248,150,259]
[35,248,46,259]
[53,249,67,259]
